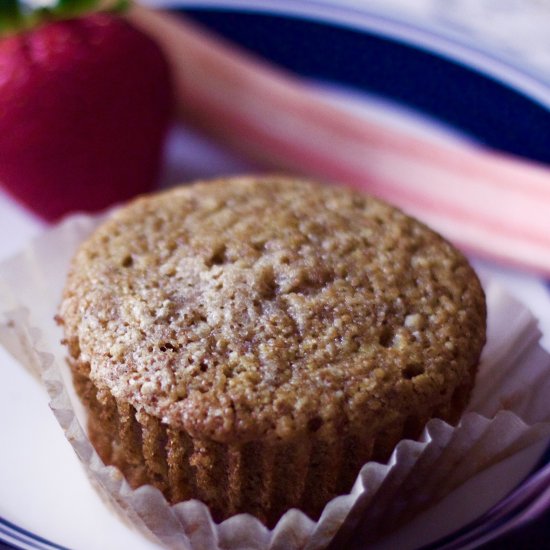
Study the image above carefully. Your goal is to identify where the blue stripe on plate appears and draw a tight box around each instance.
[167,0,550,96]
[417,465,550,549]
[177,8,550,166]
[0,517,67,550]
[534,438,550,471]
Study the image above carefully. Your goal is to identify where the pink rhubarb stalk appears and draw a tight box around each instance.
[130,5,550,276]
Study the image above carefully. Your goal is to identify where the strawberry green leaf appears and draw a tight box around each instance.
[0,0,129,36]
[0,1,24,34]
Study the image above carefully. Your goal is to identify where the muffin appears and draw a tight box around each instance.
[57,176,486,527]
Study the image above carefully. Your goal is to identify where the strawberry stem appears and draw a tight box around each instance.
[0,1,24,34]
[0,0,129,36]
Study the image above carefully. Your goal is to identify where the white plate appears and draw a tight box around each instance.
[1,3,549,548]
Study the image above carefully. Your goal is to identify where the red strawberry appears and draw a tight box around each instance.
[0,10,172,221]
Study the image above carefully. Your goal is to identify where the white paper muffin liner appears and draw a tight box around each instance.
[1,214,550,550]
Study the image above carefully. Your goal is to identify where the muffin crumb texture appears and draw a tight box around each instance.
[59,176,486,525]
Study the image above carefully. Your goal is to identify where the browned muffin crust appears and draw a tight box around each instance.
[58,176,486,523]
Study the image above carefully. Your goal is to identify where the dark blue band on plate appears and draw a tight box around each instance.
[0,517,67,550]
[179,9,550,166]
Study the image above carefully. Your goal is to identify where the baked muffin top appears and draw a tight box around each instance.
[59,176,486,444]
